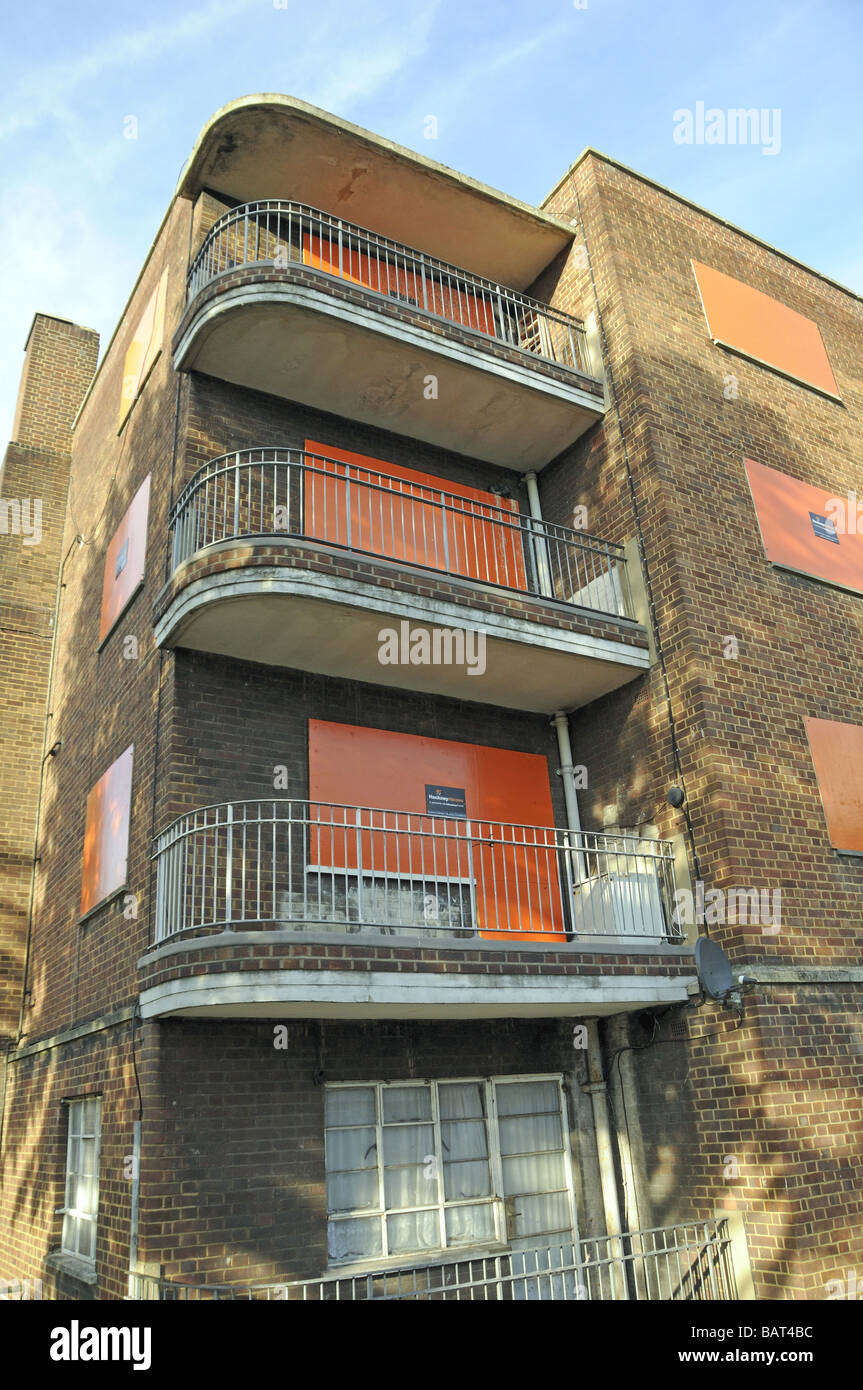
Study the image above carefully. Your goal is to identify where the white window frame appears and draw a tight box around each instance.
[59,1097,102,1265]
[325,1073,577,1270]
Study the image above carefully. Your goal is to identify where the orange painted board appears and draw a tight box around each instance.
[805,718,863,854]
[744,458,863,595]
[692,260,838,398]
[303,233,497,336]
[304,441,527,591]
[119,268,168,425]
[99,474,151,644]
[308,720,565,940]
[81,745,134,917]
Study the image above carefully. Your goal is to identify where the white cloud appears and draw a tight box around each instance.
[0,0,261,141]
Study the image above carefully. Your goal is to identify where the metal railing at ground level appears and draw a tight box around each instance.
[129,1220,738,1301]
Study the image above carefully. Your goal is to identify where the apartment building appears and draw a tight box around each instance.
[0,94,860,1303]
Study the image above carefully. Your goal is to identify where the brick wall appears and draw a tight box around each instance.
[0,316,99,1040]
[140,1016,603,1285]
[0,1014,141,1299]
[545,152,863,964]
[539,153,863,1298]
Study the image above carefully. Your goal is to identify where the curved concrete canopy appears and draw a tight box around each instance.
[177,94,574,289]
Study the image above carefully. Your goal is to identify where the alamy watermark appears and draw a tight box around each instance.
[673,881,781,933]
[0,497,42,545]
[673,103,781,156]
[825,1269,863,1300]
[820,492,863,534]
[378,621,486,676]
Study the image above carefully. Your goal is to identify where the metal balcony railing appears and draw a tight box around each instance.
[187,199,598,378]
[129,1220,737,1301]
[152,800,681,945]
[169,448,631,619]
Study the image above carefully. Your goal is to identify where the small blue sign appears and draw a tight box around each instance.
[809,512,839,545]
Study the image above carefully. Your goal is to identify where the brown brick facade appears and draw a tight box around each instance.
[1,121,861,1303]
[0,315,99,1041]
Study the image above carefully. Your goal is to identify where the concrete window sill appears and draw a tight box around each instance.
[45,1250,98,1286]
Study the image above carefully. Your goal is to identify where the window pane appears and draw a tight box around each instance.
[325,1127,376,1172]
[384,1159,435,1210]
[381,1086,432,1123]
[495,1081,559,1116]
[82,1098,100,1134]
[80,1139,97,1177]
[499,1114,562,1156]
[386,1209,439,1255]
[74,1175,97,1217]
[77,1218,94,1261]
[66,1138,80,1178]
[445,1203,496,1247]
[438,1082,484,1120]
[381,1123,433,1166]
[327,1169,379,1214]
[502,1153,565,1195]
[325,1087,375,1127]
[62,1212,79,1256]
[441,1119,487,1161]
[328,1216,382,1262]
[443,1158,491,1201]
[510,1192,571,1238]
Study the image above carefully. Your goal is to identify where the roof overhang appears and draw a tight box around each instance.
[176,95,574,289]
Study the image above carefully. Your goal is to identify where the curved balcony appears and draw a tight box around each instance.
[154,448,649,711]
[153,798,680,942]
[173,201,605,468]
[138,800,691,1021]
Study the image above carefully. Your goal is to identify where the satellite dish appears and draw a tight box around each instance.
[695,936,733,1001]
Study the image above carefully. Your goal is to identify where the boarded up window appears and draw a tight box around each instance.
[99,474,151,643]
[119,268,168,426]
[81,745,133,917]
[744,458,863,595]
[692,260,838,397]
[308,720,564,941]
[302,233,497,335]
[304,441,527,591]
[804,718,863,854]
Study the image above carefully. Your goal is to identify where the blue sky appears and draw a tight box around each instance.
[1,0,861,442]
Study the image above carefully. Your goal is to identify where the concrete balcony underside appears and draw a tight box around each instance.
[173,272,605,469]
[153,545,649,713]
[138,933,696,1021]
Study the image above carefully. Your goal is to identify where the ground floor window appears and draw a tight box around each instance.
[60,1097,101,1263]
[325,1075,575,1265]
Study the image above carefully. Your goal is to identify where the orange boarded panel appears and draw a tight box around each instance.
[308,720,564,940]
[805,718,863,854]
[304,441,527,591]
[303,233,497,336]
[744,458,863,595]
[692,260,838,397]
[81,745,134,916]
[119,268,168,425]
[99,474,151,643]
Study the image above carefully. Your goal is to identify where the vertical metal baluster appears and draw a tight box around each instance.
[224,805,233,928]
[355,809,364,924]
